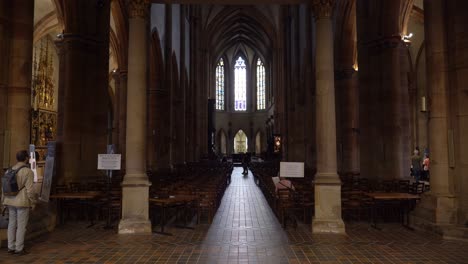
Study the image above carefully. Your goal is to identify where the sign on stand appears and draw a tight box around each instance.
[39,141,56,202]
[29,144,38,182]
[279,162,304,178]
[99,145,120,229]
[97,154,121,170]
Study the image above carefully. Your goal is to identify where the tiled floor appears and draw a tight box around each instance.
[1,167,468,263]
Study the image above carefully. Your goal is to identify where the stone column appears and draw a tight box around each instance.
[118,0,152,234]
[336,68,359,174]
[118,71,127,174]
[6,0,34,163]
[112,70,120,148]
[0,1,8,168]
[411,0,457,228]
[311,0,345,234]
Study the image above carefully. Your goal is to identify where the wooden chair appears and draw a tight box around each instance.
[398,180,410,193]
[276,189,298,228]
[410,182,424,195]
[197,191,216,224]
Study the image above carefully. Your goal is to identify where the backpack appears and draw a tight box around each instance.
[2,165,28,196]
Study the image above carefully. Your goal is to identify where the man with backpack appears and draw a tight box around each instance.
[1,150,36,255]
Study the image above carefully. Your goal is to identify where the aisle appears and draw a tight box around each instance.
[200,167,290,263]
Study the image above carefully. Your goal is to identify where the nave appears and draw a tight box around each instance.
[1,168,467,264]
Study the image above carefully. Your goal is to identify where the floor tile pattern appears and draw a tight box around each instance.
[1,168,467,263]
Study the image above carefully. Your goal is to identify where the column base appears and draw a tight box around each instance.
[118,218,152,234]
[410,193,463,239]
[312,218,346,234]
[118,173,152,234]
[313,172,345,234]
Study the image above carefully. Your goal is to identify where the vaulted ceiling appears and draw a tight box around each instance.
[204,6,276,63]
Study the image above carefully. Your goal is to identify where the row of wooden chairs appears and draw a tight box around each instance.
[250,163,314,228]
[53,176,123,225]
[149,163,233,226]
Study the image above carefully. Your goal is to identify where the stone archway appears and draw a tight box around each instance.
[234,129,248,154]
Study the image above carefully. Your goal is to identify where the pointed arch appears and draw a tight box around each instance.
[234,129,248,153]
[150,29,164,91]
[256,57,266,110]
[255,130,263,155]
[215,57,226,110]
[218,129,227,155]
[148,29,166,169]
[233,54,248,111]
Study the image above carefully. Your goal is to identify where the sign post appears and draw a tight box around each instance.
[279,162,305,178]
[98,145,120,229]
[39,142,56,202]
[29,144,38,182]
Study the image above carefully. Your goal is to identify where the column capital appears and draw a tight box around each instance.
[311,0,335,20]
[128,0,150,19]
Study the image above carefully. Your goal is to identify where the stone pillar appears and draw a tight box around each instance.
[5,0,34,163]
[311,0,345,234]
[411,0,457,230]
[112,70,120,148]
[118,0,152,234]
[0,0,8,168]
[336,68,359,174]
[55,0,110,184]
[118,71,127,173]
[356,0,411,182]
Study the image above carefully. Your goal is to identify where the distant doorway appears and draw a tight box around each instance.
[234,130,248,153]
[255,131,261,155]
[219,130,227,155]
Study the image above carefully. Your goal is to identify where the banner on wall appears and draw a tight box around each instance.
[39,141,56,202]
[29,144,38,182]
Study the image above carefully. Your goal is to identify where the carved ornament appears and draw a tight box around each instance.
[311,0,335,20]
[128,0,149,19]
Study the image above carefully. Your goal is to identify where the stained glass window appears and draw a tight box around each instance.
[215,58,225,110]
[256,58,265,110]
[234,57,247,111]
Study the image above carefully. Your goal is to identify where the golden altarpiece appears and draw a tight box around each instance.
[30,37,57,180]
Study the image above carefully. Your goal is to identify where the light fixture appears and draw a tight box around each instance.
[402,32,413,42]
[421,96,427,112]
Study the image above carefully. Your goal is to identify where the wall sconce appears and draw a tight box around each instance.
[402,32,413,43]
[421,96,427,112]
[273,134,282,153]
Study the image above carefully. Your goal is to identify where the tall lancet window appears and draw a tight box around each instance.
[256,58,266,110]
[234,56,247,111]
[215,58,225,110]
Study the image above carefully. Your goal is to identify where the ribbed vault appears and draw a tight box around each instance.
[205,6,275,62]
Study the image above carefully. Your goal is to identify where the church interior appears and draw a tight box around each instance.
[1,0,468,262]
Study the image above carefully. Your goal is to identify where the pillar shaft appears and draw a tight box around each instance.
[410,0,457,229]
[6,0,34,163]
[55,0,110,184]
[0,0,8,168]
[118,71,127,174]
[336,69,359,174]
[112,71,120,148]
[425,0,452,196]
[311,0,345,234]
[118,0,152,234]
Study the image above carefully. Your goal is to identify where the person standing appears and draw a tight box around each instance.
[1,150,36,255]
[422,153,430,181]
[411,148,422,183]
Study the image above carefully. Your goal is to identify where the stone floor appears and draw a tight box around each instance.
[1,168,468,263]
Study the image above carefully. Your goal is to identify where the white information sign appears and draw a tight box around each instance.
[279,162,304,178]
[98,154,121,170]
[29,145,38,183]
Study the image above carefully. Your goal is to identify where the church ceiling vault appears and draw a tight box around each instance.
[205,6,275,61]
